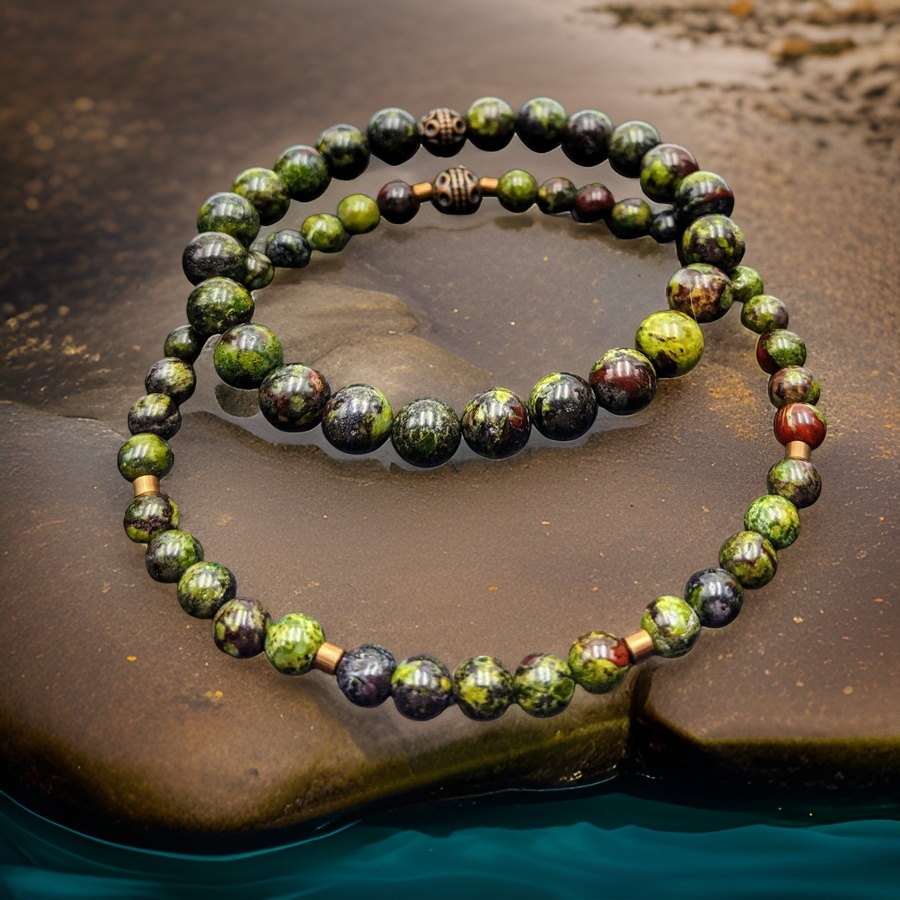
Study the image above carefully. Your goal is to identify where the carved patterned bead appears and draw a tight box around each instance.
[419,108,467,157]
[431,166,482,215]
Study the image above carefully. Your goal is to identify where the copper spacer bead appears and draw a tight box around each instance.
[477,176,499,196]
[132,475,160,497]
[785,440,812,462]
[623,629,655,665]
[411,181,433,201]
[313,641,345,675]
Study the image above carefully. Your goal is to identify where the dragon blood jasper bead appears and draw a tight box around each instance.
[301,213,349,253]
[274,144,331,202]
[674,170,735,223]
[231,167,290,226]
[265,229,311,268]
[145,529,204,583]
[680,214,745,273]
[177,561,237,619]
[635,310,704,378]
[214,323,284,389]
[187,277,255,339]
[639,142,699,203]
[568,632,631,694]
[336,644,396,708]
[536,177,577,215]
[145,358,196,405]
[767,458,822,509]
[265,612,326,675]
[729,265,764,303]
[649,209,678,244]
[719,531,778,589]
[164,324,204,364]
[117,432,174,481]
[213,597,271,659]
[666,264,734,323]
[774,402,827,449]
[465,96,516,152]
[315,123,369,180]
[366,107,420,165]
[419,107,467,157]
[196,192,260,248]
[497,169,538,213]
[453,655,515,721]
[336,193,380,235]
[377,180,421,225]
[244,251,275,291]
[128,393,181,440]
[391,654,454,721]
[741,294,789,334]
[462,388,531,460]
[123,492,179,544]
[529,372,598,441]
[392,397,461,468]
[562,109,613,166]
[182,232,248,285]
[768,366,820,408]
[684,567,743,628]
[608,120,661,177]
[259,363,331,432]
[322,384,393,454]
[572,183,614,223]
[514,653,575,718]
[432,166,481,215]
[744,495,801,550]
[589,347,658,414]
[641,596,701,658]
[756,330,807,373]
[516,96,568,153]
[608,198,653,239]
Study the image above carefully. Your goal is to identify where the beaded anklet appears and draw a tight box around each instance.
[117,97,825,722]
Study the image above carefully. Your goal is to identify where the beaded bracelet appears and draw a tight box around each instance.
[117,97,826,722]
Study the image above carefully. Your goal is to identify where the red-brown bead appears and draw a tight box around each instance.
[773,402,826,449]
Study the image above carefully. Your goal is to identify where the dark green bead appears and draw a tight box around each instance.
[316,124,369,180]
[680,214,745,273]
[562,109,613,166]
[536,177,577,215]
[452,655,514,721]
[635,310,704,378]
[265,229,311,269]
[741,294,789,334]
[123,492,179,544]
[641,596,701,658]
[639,143,699,203]
[767,458,822,509]
[213,597,270,659]
[163,325,204,364]
[650,209,678,244]
[529,372,597,441]
[568,632,631,694]
[337,193,380,235]
[232,167,291,226]
[301,213,349,253]
[684,568,743,628]
[465,97,516,152]
[273,144,331,202]
[768,366,821,408]
[666,264,734,323]
[608,198,653,239]
[177,561,237,619]
[391,655,453,721]
[187,277,254,339]
[258,363,331,432]
[674,170,734,222]
[391,397,461,468]
[590,348,658,414]
[756,329,807,373]
[336,644,396,708]
[719,531,778,589]
[243,251,275,291]
[497,169,537,213]
[608,120,660,177]
[145,529,204,584]
[182,232,247,285]
[265,612,325,675]
[367,107,419,165]
[213,324,284,390]
[145,357,196,405]
[462,388,530,460]
[117,432,173,481]
[516,97,568,153]
[127,392,181,439]
[322,384,393,454]
[744,495,801,549]
[514,653,575,718]
[729,265,765,303]
[196,192,260,248]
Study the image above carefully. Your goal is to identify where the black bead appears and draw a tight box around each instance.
[562,109,614,166]
[367,107,420,165]
[650,208,678,244]
[684,567,744,628]
[265,229,311,268]
[336,644,396,708]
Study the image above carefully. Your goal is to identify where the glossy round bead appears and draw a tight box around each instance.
[741,294,789,334]
[453,655,514,721]
[391,654,453,721]
[265,612,326,676]
[432,166,482,216]
[497,169,538,213]
[322,384,393,455]
[128,392,181,439]
[123,492,179,544]
[232,167,290,226]
[639,143,699,203]
[145,529,204,584]
[196,192,260,248]
[680,214,745,273]
[376,181,421,225]
[744,495,801,550]
[666,263,734,323]
[391,397,461,468]
[684,567,744,628]
[516,97,568,153]
[649,209,678,244]
[182,232,248,285]
[419,107,467,157]
[265,229,312,269]
[315,124,369,180]
[213,597,271,659]
[513,653,575,718]
[117,432,173,481]
[608,120,661,177]
[568,632,631,694]
[529,372,598,441]
[562,109,613,166]
[608,198,653,239]
[336,193,380,235]
[537,177,577,215]
[590,348,658,414]
[163,324,204,364]
[187,277,255,339]
[213,324,284,390]
[465,97,516,152]
[729,265,765,304]
[767,458,822,509]
[756,330,807,374]
[259,363,331,432]
[641,596,701,658]
[273,145,331,202]
[462,388,531,460]
[571,183,614,224]
[635,310,704,378]
[301,213,349,253]
[674,170,734,222]
[336,644,396,708]
[774,402,827,449]
[366,107,419,165]
[177,561,237,619]
[145,357,196,405]
[244,251,275,291]
[718,531,778,589]
[768,366,821,408]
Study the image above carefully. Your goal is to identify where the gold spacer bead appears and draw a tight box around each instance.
[133,475,160,497]
[785,440,812,462]
[313,641,345,675]
[477,176,499,196]
[411,181,433,201]
[623,629,655,665]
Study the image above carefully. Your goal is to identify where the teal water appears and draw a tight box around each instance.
[2,790,897,899]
